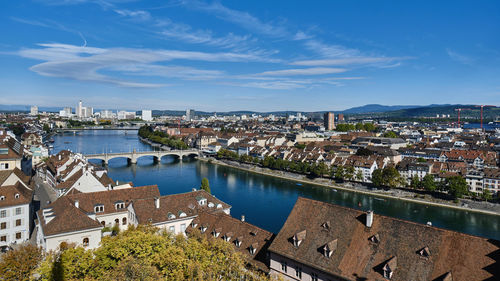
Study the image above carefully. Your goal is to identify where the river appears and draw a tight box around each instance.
[52,130,500,239]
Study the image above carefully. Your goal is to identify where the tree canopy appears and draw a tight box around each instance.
[201,178,211,194]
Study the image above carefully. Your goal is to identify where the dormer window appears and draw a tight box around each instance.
[292,230,306,247]
[418,247,431,258]
[208,202,215,208]
[212,228,221,238]
[115,201,125,210]
[94,204,104,213]
[250,230,258,236]
[249,243,258,255]
[234,237,242,247]
[0,196,5,201]
[321,221,330,230]
[197,197,207,206]
[200,224,208,233]
[323,239,337,258]
[191,221,198,228]
[216,203,222,209]
[178,211,187,218]
[14,194,20,199]
[223,232,233,242]
[167,212,176,220]
[383,256,397,280]
[369,234,380,244]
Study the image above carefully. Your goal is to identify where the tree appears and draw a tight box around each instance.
[371,169,384,187]
[444,176,468,199]
[201,177,211,194]
[356,170,364,182]
[410,175,421,189]
[345,166,355,181]
[481,189,492,201]
[0,244,43,281]
[363,123,376,132]
[421,174,436,192]
[355,123,364,131]
[383,131,398,138]
[43,123,51,133]
[382,167,401,188]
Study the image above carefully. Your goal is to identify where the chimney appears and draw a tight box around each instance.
[74,200,79,208]
[58,155,61,160]
[154,197,160,209]
[366,211,373,227]
[241,215,245,222]
[192,188,196,191]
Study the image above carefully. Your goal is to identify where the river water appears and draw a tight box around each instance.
[52,130,500,239]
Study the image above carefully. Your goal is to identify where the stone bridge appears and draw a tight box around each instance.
[85,149,200,165]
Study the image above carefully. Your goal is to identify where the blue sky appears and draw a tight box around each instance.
[0,0,499,111]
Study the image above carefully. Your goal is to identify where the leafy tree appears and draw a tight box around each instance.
[356,170,364,182]
[0,244,43,281]
[417,157,426,163]
[345,166,355,181]
[410,175,421,189]
[481,189,492,201]
[444,176,468,199]
[371,168,384,187]
[7,124,25,136]
[201,177,211,194]
[43,123,51,133]
[421,174,437,192]
[382,167,401,188]
[383,131,398,138]
[363,123,376,132]
[311,162,328,178]
[355,123,364,131]
[294,143,306,149]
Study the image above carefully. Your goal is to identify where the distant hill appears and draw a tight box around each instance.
[341,104,422,114]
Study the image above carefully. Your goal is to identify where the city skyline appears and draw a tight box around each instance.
[0,1,499,111]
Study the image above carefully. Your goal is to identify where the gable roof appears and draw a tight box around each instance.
[268,197,499,281]
[66,185,160,215]
[0,181,33,208]
[37,196,102,236]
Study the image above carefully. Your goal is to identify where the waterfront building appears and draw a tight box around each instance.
[76,100,83,118]
[323,112,335,131]
[117,110,136,120]
[268,197,500,281]
[99,110,115,119]
[141,109,152,121]
[0,139,23,171]
[30,105,38,116]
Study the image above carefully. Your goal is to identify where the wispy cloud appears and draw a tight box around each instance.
[16,43,274,88]
[292,57,410,66]
[180,0,288,37]
[114,9,152,21]
[446,48,474,65]
[254,67,346,77]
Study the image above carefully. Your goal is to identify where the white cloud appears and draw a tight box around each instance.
[254,67,346,77]
[181,0,288,37]
[114,9,151,21]
[16,43,275,88]
[292,57,410,66]
[446,48,474,65]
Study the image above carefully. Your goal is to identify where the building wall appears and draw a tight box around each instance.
[0,159,20,171]
[96,211,129,231]
[269,252,341,281]
[154,217,195,236]
[44,228,102,252]
[0,203,31,247]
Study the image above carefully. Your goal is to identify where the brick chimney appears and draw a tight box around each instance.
[366,210,373,227]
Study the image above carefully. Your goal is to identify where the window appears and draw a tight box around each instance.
[295,266,302,279]
[311,273,319,281]
[115,202,125,209]
[15,207,22,215]
[1,222,6,230]
[0,196,5,201]
[281,261,287,273]
[94,205,104,213]
[101,221,106,226]
[169,226,175,233]
[180,223,186,233]
[0,236,6,242]
[4,163,8,169]
[115,219,119,225]
[122,217,127,225]
[15,194,20,199]
[0,210,6,218]
[83,237,89,247]
[15,232,22,240]
[16,219,21,226]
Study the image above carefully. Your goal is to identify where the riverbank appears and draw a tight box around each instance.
[199,157,500,216]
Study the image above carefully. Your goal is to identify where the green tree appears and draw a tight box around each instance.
[201,177,211,194]
[421,174,437,192]
[444,176,468,199]
[363,123,376,132]
[382,167,401,188]
[355,147,373,156]
[410,175,421,189]
[481,189,492,201]
[383,131,398,138]
[356,170,363,182]
[43,123,51,133]
[345,166,355,181]
[355,123,364,131]
[0,244,43,281]
[371,168,384,187]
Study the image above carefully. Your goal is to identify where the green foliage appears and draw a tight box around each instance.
[43,123,51,133]
[371,167,402,188]
[36,225,269,281]
[67,119,95,128]
[335,123,376,132]
[417,157,426,163]
[334,165,345,181]
[481,189,492,201]
[335,123,356,132]
[410,175,421,189]
[443,176,469,198]
[201,177,211,194]
[7,124,25,136]
[383,131,398,138]
[294,143,306,149]
[421,174,437,192]
[138,125,188,149]
[0,244,43,281]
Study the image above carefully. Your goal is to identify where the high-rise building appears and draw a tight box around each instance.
[141,110,153,121]
[324,112,335,130]
[86,107,93,117]
[186,109,195,121]
[338,113,344,122]
[59,107,72,117]
[30,105,38,116]
[77,100,83,118]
